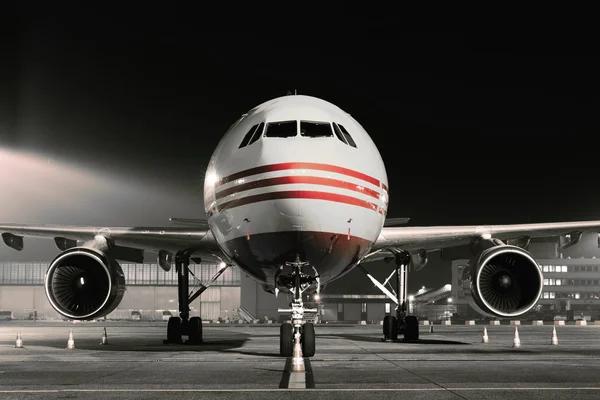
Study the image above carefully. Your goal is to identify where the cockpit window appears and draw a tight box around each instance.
[248,122,264,145]
[264,121,297,138]
[332,123,348,144]
[337,124,357,148]
[238,124,259,148]
[300,121,333,138]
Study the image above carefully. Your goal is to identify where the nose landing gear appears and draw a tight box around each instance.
[277,255,319,357]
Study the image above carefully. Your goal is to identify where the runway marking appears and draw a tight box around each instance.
[279,357,315,389]
[0,388,599,393]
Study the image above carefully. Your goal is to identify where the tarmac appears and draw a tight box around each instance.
[1,321,600,399]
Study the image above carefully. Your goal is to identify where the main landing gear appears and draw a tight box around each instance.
[164,250,230,345]
[277,255,320,357]
[382,250,419,342]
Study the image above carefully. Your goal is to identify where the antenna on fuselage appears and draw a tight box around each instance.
[286,89,297,95]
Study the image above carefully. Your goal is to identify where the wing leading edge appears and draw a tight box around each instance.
[366,220,600,267]
[0,223,220,258]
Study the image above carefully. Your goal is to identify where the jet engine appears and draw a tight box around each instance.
[45,236,125,320]
[470,245,543,318]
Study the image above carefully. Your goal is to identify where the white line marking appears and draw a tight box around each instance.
[0,388,599,393]
[288,372,306,388]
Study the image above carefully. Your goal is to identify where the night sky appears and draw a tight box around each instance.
[2,8,600,289]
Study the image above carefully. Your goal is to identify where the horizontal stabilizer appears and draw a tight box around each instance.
[384,217,411,227]
[2,232,24,251]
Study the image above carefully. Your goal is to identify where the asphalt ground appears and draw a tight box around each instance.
[1,321,599,399]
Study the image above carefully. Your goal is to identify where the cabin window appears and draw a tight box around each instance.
[332,123,348,144]
[300,121,333,138]
[264,120,297,138]
[337,124,357,148]
[248,122,264,145]
[238,124,259,148]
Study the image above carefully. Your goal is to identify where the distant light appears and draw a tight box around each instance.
[421,286,425,289]
[447,297,453,303]
[408,295,414,301]
[219,262,226,269]
[314,294,320,301]
[80,277,85,285]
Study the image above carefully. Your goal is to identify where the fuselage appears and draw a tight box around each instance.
[203,95,388,288]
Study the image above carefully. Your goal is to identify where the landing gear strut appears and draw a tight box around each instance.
[164,251,230,345]
[382,250,419,342]
[277,255,319,357]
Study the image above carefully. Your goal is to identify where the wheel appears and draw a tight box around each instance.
[301,323,316,357]
[383,315,398,341]
[167,317,182,343]
[188,316,203,344]
[280,322,293,357]
[404,315,419,341]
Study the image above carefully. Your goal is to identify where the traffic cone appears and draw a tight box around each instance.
[482,327,489,344]
[66,329,75,350]
[429,324,434,333]
[15,332,23,348]
[512,326,521,348]
[551,326,558,345]
[100,327,108,345]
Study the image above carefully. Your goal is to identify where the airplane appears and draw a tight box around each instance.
[3,94,600,357]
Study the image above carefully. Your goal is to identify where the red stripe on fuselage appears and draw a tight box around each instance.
[215,175,381,201]
[382,183,388,192]
[215,162,380,188]
[217,190,379,212]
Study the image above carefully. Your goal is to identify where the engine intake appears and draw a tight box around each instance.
[45,246,125,320]
[471,245,543,318]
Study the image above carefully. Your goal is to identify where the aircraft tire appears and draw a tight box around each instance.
[383,315,398,341]
[280,322,293,357]
[167,317,182,343]
[188,316,203,344]
[301,323,316,357]
[404,315,419,341]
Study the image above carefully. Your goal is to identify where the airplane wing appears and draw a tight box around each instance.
[0,223,221,262]
[366,220,600,269]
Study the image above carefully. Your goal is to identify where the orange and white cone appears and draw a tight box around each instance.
[482,327,489,344]
[15,332,23,348]
[551,326,558,345]
[66,329,75,350]
[100,327,108,345]
[512,326,521,348]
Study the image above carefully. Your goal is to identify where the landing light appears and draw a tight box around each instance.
[314,294,320,301]
[80,277,85,285]
[205,171,218,187]
[408,295,414,301]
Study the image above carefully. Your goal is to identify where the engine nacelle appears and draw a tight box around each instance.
[470,245,543,318]
[45,241,125,320]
